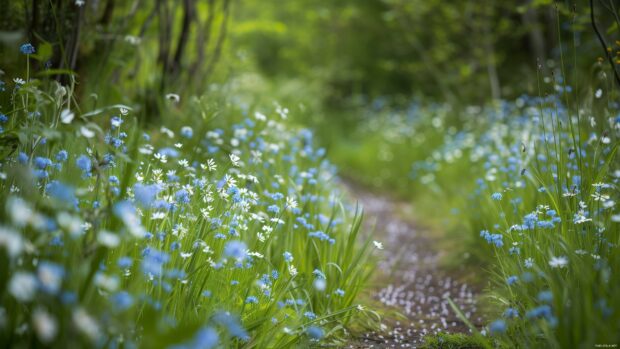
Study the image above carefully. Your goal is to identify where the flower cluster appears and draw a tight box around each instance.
[0,47,372,347]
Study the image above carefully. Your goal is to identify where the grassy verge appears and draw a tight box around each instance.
[316,90,620,347]
[0,49,378,348]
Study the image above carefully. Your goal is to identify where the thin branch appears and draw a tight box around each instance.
[590,0,620,87]
[99,0,115,25]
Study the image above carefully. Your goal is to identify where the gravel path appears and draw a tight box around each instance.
[345,183,483,348]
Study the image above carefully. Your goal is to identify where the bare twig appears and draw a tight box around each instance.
[590,0,620,87]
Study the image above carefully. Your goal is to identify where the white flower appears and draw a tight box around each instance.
[275,105,289,119]
[73,308,101,342]
[151,212,166,220]
[0,225,24,258]
[574,212,592,224]
[75,0,85,6]
[124,35,141,45]
[57,212,84,237]
[595,88,603,98]
[549,256,568,268]
[154,153,167,164]
[313,278,326,291]
[230,153,241,167]
[94,272,119,292]
[97,230,120,248]
[160,126,174,138]
[33,308,58,343]
[206,159,217,171]
[165,93,180,103]
[373,241,384,250]
[80,126,95,138]
[286,196,298,209]
[60,109,75,124]
[254,111,267,121]
[9,272,37,302]
[7,196,33,227]
[591,192,610,201]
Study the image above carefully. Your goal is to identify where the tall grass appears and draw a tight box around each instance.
[321,84,620,347]
[0,48,377,348]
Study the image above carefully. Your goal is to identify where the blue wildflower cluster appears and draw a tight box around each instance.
[0,50,372,348]
[337,89,619,346]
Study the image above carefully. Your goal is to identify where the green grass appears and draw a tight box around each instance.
[0,55,378,348]
[420,333,488,349]
[316,91,620,348]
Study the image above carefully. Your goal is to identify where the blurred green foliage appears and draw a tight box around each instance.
[1,0,619,111]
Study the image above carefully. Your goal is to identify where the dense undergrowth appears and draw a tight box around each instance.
[322,77,620,347]
[0,48,378,348]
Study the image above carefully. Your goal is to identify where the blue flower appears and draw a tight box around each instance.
[175,189,190,204]
[37,261,65,294]
[158,147,179,158]
[192,327,219,349]
[133,183,161,208]
[141,248,170,277]
[46,181,75,203]
[76,155,92,176]
[537,290,553,303]
[17,152,28,164]
[506,275,518,285]
[480,230,503,247]
[213,312,248,341]
[334,288,345,296]
[306,326,323,340]
[112,291,134,311]
[309,231,331,242]
[20,43,35,55]
[313,269,326,279]
[34,157,52,169]
[245,296,258,304]
[283,251,293,262]
[503,308,519,318]
[304,311,317,319]
[180,126,193,139]
[491,192,503,201]
[117,256,133,269]
[110,116,123,129]
[223,241,247,260]
[526,305,552,319]
[55,150,68,162]
[267,204,280,214]
[489,319,506,334]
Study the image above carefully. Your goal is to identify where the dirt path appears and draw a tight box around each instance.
[345,182,483,348]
